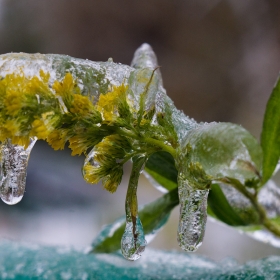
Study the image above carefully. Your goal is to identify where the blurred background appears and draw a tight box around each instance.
[0,0,280,263]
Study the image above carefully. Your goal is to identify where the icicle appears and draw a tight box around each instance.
[177,181,209,252]
[0,138,37,205]
[121,156,147,261]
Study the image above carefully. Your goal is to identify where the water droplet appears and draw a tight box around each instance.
[121,216,146,261]
[0,138,36,205]
[177,184,209,252]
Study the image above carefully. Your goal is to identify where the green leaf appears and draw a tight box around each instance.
[208,184,246,226]
[144,151,253,227]
[90,187,179,253]
[177,123,262,189]
[145,151,178,191]
[261,75,280,184]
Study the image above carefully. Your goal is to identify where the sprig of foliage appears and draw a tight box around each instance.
[1,45,280,258]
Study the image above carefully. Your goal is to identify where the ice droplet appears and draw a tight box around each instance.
[177,183,209,252]
[121,216,146,261]
[0,138,36,205]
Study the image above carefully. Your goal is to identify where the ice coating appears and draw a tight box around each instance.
[0,46,197,146]
[177,180,209,251]
[220,180,280,221]
[0,138,36,205]
[129,44,198,143]
[121,156,147,261]
[258,180,280,218]
[121,217,147,261]
[0,53,133,100]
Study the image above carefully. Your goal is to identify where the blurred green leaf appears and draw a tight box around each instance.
[261,76,280,184]
[208,184,246,226]
[90,188,179,253]
[145,151,178,191]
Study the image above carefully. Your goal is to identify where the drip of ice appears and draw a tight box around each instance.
[121,216,146,261]
[0,138,36,205]
[177,180,209,252]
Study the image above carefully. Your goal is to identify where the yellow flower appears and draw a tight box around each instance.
[53,73,75,95]
[31,119,49,139]
[47,129,68,150]
[4,90,23,116]
[68,135,89,156]
[26,75,51,98]
[4,119,21,136]
[83,164,102,184]
[30,112,58,140]
[97,84,128,121]
[39,70,50,84]
[53,73,84,114]
[102,165,123,193]
[70,94,93,116]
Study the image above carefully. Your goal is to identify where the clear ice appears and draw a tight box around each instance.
[177,183,208,252]
[121,217,146,261]
[0,138,36,205]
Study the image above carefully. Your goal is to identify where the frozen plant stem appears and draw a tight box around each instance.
[121,155,147,261]
[226,178,280,237]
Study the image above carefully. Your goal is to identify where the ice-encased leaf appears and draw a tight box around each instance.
[261,75,280,184]
[176,122,262,189]
[208,184,247,226]
[90,188,179,253]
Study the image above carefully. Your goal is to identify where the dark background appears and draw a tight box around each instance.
[0,0,280,262]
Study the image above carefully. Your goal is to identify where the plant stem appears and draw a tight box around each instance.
[116,127,176,157]
[227,178,280,237]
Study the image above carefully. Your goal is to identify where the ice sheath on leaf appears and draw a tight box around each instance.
[0,138,36,205]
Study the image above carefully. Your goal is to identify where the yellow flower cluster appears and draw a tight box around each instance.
[0,69,132,158]
[97,84,128,122]
[83,135,130,192]
[0,70,57,147]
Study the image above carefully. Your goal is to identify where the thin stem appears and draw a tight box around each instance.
[225,178,280,237]
[125,155,147,238]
